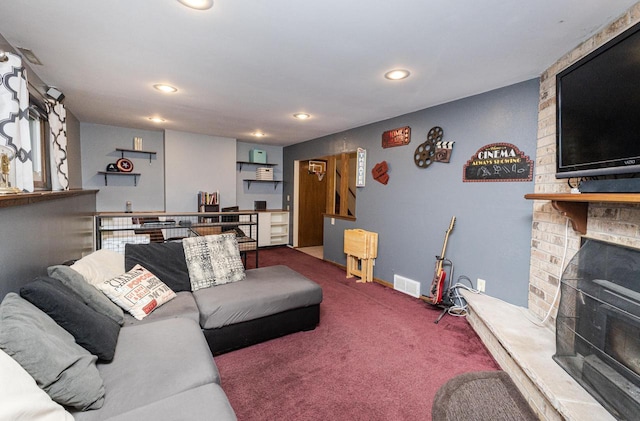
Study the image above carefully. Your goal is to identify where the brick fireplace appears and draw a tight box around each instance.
[529,2,640,329]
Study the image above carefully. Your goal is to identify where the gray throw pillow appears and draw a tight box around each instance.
[183,233,246,290]
[20,277,121,361]
[48,264,124,325]
[0,293,105,411]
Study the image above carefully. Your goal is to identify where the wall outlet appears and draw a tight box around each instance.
[331,217,335,225]
[477,278,486,292]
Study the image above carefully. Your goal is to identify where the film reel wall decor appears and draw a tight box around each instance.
[413,126,455,168]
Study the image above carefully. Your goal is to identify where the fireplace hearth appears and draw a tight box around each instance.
[554,238,640,420]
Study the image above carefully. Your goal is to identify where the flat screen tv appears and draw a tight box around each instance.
[556,22,640,179]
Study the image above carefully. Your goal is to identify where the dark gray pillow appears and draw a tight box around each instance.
[125,242,191,292]
[48,264,125,325]
[0,293,105,410]
[20,277,120,362]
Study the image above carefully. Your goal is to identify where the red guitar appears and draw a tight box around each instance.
[428,216,456,305]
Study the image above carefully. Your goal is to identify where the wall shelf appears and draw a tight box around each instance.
[236,161,277,171]
[524,193,640,235]
[98,171,141,186]
[116,148,157,163]
[243,179,282,190]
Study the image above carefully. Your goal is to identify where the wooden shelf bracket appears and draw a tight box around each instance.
[550,200,588,235]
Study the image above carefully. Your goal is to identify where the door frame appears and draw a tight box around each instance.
[292,160,300,247]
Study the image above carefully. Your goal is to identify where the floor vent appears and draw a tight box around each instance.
[394,275,421,298]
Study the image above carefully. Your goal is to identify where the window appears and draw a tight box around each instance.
[28,96,49,189]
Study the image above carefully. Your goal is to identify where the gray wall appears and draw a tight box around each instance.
[236,141,284,210]
[0,193,96,298]
[284,79,539,306]
[80,123,165,212]
[164,130,237,212]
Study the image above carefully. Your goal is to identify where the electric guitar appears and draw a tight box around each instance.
[428,216,456,305]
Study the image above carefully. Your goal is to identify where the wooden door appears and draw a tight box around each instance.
[297,160,327,247]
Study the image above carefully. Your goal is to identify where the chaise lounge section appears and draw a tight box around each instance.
[0,238,323,420]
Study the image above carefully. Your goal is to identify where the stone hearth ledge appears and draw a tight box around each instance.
[461,290,615,421]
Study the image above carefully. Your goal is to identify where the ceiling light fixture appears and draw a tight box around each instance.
[253,131,266,137]
[384,69,411,80]
[148,117,165,123]
[153,84,178,93]
[177,0,213,10]
[293,113,311,120]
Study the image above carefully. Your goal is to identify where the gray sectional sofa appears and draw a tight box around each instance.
[0,241,323,420]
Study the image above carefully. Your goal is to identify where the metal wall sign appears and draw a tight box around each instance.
[463,143,533,182]
[382,126,411,148]
[356,148,366,187]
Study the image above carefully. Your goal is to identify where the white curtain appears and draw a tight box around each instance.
[47,100,69,190]
[0,52,34,192]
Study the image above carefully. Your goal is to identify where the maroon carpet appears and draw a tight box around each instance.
[218,247,499,420]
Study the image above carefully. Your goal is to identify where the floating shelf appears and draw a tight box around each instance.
[236,161,277,171]
[98,171,141,186]
[243,179,282,190]
[525,193,640,235]
[116,148,157,163]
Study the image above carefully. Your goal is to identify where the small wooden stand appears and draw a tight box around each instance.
[344,229,378,282]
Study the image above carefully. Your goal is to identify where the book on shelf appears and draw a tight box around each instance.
[197,191,219,212]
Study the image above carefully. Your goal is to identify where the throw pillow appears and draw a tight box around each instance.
[0,348,74,421]
[125,242,191,292]
[20,277,121,361]
[71,248,125,287]
[47,264,125,325]
[97,264,176,320]
[182,233,246,291]
[0,293,105,411]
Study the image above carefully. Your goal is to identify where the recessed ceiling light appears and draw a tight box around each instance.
[177,0,213,10]
[384,69,411,80]
[293,113,311,120]
[253,131,266,137]
[148,117,165,123]
[153,84,178,93]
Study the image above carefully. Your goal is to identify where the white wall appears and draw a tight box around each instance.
[164,130,237,212]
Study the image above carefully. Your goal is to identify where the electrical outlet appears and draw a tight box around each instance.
[477,278,486,292]
[331,218,335,225]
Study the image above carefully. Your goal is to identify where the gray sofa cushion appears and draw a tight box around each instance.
[103,384,236,421]
[125,242,192,292]
[193,265,323,329]
[19,277,120,361]
[47,264,125,325]
[0,293,105,411]
[122,291,200,326]
[71,317,220,420]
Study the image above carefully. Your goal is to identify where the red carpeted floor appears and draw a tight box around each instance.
[218,247,499,420]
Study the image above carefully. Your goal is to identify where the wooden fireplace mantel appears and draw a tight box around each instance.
[525,193,640,235]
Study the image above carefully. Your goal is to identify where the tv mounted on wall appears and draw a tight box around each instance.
[556,22,640,183]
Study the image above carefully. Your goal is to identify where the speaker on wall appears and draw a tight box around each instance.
[46,86,65,102]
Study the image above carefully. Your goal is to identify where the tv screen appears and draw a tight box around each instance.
[556,23,640,179]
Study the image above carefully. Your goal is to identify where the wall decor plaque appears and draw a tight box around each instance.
[382,126,411,148]
[463,143,533,182]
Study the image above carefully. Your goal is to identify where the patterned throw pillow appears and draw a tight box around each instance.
[182,233,246,291]
[97,265,176,320]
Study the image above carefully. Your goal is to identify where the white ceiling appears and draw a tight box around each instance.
[0,0,637,146]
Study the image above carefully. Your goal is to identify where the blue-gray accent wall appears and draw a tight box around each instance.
[284,79,539,306]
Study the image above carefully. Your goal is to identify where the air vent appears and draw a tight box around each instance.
[17,47,42,65]
[394,274,421,298]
